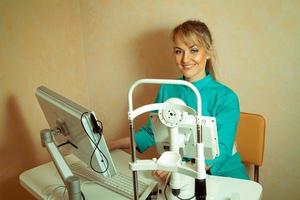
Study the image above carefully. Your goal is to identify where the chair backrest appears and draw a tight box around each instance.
[236,112,266,166]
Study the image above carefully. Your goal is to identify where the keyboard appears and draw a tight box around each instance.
[69,161,148,199]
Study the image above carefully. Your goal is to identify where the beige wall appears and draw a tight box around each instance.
[0,0,299,199]
[0,0,89,199]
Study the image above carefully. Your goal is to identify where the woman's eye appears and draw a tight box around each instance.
[191,49,199,53]
[174,49,182,54]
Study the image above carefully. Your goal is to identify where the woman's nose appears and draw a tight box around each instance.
[182,52,190,63]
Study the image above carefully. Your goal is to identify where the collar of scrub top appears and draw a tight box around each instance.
[181,71,213,90]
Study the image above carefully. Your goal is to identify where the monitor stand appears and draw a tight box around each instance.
[40,128,81,200]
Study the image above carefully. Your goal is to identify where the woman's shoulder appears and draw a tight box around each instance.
[158,76,238,101]
[209,79,239,103]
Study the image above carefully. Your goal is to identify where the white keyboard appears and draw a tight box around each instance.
[69,161,148,199]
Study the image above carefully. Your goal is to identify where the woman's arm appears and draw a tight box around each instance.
[107,136,131,151]
[206,91,240,174]
[108,86,164,152]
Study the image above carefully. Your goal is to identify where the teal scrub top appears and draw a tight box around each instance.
[134,74,249,180]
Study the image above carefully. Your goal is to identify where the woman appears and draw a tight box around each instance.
[108,19,249,180]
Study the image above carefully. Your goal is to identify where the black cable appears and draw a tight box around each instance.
[80,112,109,173]
[173,181,195,200]
[88,132,109,173]
[81,112,108,173]
[81,191,85,200]
[57,140,78,148]
[175,193,195,200]
[163,177,195,200]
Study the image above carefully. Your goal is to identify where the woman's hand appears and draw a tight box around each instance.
[151,165,211,183]
[152,170,169,183]
[205,165,210,171]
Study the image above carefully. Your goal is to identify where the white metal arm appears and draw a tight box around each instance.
[128,79,202,115]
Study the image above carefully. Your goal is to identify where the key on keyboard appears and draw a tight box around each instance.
[69,161,148,199]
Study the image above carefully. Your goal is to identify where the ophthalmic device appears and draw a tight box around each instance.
[127,79,211,200]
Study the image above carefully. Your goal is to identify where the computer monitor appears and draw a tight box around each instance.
[36,86,117,177]
[150,109,219,160]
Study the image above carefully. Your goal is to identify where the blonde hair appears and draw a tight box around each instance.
[171,20,216,80]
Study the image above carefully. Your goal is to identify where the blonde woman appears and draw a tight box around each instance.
[109,20,249,180]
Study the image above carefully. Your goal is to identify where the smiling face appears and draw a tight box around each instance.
[173,35,209,82]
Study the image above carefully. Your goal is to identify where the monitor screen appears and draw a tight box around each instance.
[36,86,117,177]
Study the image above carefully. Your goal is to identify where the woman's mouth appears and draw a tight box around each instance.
[182,64,195,69]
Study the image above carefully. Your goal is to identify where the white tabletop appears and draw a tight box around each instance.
[20,150,262,200]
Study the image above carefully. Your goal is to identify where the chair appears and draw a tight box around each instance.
[235,112,266,183]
